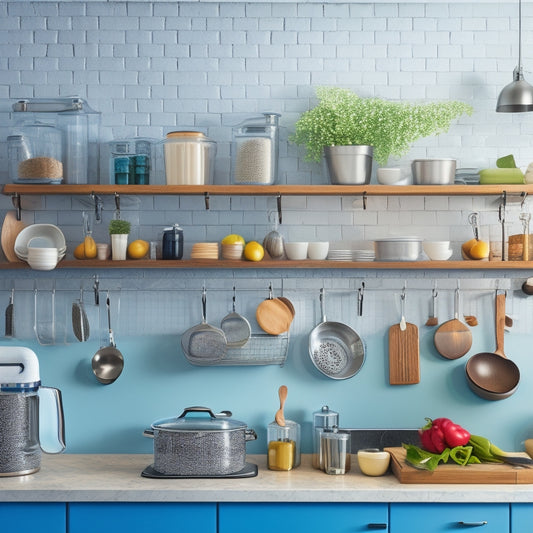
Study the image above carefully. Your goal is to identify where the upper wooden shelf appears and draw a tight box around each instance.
[3,183,533,197]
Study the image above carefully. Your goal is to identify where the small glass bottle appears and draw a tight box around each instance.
[162,224,184,260]
[267,419,300,471]
[312,405,339,470]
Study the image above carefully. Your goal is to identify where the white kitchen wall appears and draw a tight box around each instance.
[2,2,533,454]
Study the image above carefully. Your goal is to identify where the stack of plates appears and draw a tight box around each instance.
[327,249,354,262]
[191,242,219,259]
[14,224,67,262]
[352,250,375,262]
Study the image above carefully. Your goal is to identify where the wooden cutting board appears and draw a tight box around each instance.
[388,322,420,385]
[1,211,25,263]
[385,447,533,484]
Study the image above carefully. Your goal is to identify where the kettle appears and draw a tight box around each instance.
[0,347,65,477]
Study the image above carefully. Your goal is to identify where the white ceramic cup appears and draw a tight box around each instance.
[377,167,402,185]
[357,448,391,477]
[284,242,308,260]
[308,242,329,260]
[96,243,110,260]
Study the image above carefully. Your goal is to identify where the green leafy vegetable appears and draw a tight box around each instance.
[290,87,473,165]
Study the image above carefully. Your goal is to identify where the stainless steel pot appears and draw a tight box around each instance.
[411,159,456,185]
[144,406,257,476]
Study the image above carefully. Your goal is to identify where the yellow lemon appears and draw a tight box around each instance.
[461,238,478,259]
[84,235,97,259]
[244,241,264,262]
[222,234,245,246]
[128,239,150,259]
[73,242,85,260]
[469,239,489,260]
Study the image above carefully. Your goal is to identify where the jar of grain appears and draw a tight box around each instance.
[163,131,216,185]
[267,419,300,471]
[231,113,281,185]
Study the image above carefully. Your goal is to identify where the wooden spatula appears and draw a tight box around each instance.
[389,293,420,385]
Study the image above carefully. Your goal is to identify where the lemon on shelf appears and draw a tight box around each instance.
[127,239,149,259]
[221,234,245,246]
[462,238,489,260]
[244,241,264,262]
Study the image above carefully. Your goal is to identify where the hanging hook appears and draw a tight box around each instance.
[362,193,367,210]
[357,281,365,317]
[114,192,121,214]
[204,192,210,210]
[277,194,282,225]
[11,193,21,221]
[90,192,103,223]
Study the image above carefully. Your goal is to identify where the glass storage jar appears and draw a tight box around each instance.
[231,112,280,185]
[267,419,300,471]
[108,138,156,185]
[312,405,339,469]
[163,131,216,185]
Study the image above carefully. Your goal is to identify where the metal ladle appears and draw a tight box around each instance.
[91,295,124,385]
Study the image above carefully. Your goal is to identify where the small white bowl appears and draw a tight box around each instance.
[423,241,452,261]
[357,448,391,477]
[284,242,308,260]
[27,246,59,271]
[377,167,402,185]
[308,242,329,260]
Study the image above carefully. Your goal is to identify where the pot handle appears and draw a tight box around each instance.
[178,406,232,420]
[143,428,154,438]
[245,428,258,442]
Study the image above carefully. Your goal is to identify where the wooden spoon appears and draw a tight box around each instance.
[1,211,26,263]
[275,385,287,426]
[433,288,472,360]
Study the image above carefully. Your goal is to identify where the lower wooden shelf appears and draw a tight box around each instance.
[2,259,533,270]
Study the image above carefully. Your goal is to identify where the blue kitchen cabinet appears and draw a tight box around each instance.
[68,502,216,533]
[219,502,389,532]
[0,502,66,532]
[390,503,509,533]
[511,503,533,533]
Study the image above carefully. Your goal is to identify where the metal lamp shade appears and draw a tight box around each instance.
[496,70,533,113]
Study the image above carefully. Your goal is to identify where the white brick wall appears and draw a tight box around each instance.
[0,1,532,253]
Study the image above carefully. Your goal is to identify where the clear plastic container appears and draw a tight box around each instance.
[163,131,216,185]
[11,97,101,184]
[108,138,156,185]
[312,405,339,469]
[8,124,63,183]
[231,113,280,185]
[267,419,300,471]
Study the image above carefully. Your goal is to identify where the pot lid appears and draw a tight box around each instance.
[152,406,247,432]
[375,236,422,242]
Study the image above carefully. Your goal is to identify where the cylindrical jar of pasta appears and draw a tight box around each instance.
[231,113,280,185]
[163,131,216,185]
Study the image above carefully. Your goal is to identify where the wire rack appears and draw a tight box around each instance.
[187,333,289,367]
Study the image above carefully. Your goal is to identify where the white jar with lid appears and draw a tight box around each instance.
[163,131,216,185]
[231,113,281,185]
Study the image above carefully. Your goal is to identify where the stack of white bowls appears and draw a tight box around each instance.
[422,241,453,261]
[14,224,66,270]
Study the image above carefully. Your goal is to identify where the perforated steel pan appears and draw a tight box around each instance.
[308,288,365,380]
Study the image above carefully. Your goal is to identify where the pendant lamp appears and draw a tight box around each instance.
[496,0,533,112]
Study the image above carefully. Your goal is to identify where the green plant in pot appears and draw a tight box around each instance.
[290,86,473,183]
[108,219,131,260]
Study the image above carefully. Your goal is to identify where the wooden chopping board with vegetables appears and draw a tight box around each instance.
[386,446,533,484]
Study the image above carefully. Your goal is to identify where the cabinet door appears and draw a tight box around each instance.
[511,503,533,533]
[390,503,509,533]
[0,502,66,533]
[69,502,216,533]
[219,502,389,532]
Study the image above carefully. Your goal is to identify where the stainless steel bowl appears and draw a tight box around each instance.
[411,159,457,185]
[324,145,373,185]
[374,237,422,261]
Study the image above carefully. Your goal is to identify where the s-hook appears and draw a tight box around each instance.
[277,194,282,225]
[204,192,210,210]
[11,193,21,221]
[90,192,103,223]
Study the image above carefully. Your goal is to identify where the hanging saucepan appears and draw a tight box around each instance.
[143,406,257,477]
[465,292,520,400]
[308,288,365,379]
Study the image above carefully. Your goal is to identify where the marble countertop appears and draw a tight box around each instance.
[0,454,532,503]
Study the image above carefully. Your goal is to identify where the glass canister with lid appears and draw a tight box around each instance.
[163,131,216,185]
[267,419,301,471]
[312,405,339,469]
[231,112,281,185]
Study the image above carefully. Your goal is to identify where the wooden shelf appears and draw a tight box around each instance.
[2,259,533,270]
[4,183,533,197]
